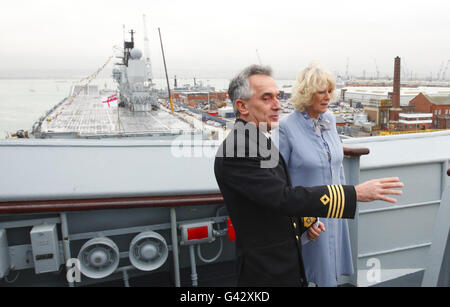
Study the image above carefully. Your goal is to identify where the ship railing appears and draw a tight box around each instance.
[0,134,449,287]
[31,97,68,135]
[342,131,450,287]
[422,167,450,286]
[0,192,230,287]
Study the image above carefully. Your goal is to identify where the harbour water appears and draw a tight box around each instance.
[0,79,72,137]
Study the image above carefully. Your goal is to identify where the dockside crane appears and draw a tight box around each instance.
[143,14,153,83]
[345,57,350,80]
[374,59,380,80]
[441,60,449,81]
[256,49,262,65]
[402,58,407,80]
[436,61,444,81]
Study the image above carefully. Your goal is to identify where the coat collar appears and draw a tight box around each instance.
[234,118,271,144]
[294,110,331,136]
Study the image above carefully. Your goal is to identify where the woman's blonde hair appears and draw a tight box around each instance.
[289,61,337,112]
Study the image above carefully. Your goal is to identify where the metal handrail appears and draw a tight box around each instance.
[0,193,224,214]
[0,146,369,214]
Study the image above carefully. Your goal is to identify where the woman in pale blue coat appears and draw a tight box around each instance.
[278,62,353,286]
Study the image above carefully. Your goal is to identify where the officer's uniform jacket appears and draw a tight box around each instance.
[214,119,357,287]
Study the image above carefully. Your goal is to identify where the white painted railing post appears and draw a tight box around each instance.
[342,147,369,287]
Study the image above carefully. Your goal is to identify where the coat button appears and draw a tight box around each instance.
[296,235,299,241]
[293,222,297,229]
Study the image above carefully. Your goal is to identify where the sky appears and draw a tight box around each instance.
[1,0,450,80]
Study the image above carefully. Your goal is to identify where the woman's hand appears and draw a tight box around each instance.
[307,221,326,241]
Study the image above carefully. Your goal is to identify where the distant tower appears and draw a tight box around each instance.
[393,56,401,108]
[390,56,402,122]
[345,57,350,80]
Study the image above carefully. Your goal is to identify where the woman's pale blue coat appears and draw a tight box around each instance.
[276,109,354,287]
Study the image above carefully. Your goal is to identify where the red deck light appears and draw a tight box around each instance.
[187,226,209,241]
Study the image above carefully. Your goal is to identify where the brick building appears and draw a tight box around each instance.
[175,91,228,107]
[410,93,450,128]
[436,115,450,129]
[397,113,432,130]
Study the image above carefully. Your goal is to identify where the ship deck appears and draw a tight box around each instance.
[36,94,196,138]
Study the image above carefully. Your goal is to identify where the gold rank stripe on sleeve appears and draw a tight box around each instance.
[326,185,333,217]
[338,185,345,218]
[332,185,339,218]
[324,185,346,218]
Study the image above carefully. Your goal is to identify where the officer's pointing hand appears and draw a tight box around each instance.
[355,177,403,203]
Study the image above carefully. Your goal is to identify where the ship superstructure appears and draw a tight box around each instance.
[112,29,159,112]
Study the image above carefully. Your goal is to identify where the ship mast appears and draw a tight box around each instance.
[123,29,135,67]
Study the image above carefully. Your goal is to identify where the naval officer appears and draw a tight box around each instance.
[214,64,403,287]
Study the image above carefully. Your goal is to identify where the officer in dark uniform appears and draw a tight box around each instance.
[214,65,403,287]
